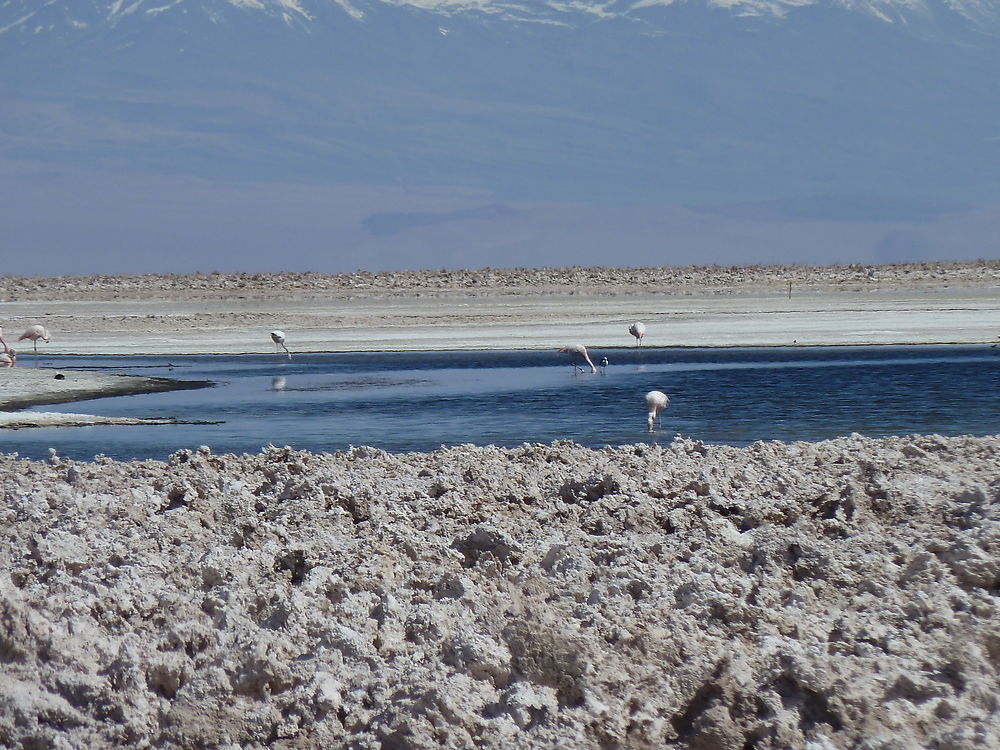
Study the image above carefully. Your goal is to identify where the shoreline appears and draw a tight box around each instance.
[0,368,212,427]
[1,261,997,424]
[25,340,1000,353]
[0,411,219,430]
[3,340,994,432]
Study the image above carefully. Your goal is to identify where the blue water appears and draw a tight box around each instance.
[2,345,998,462]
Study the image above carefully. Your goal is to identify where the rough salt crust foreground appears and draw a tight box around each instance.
[1,434,997,749]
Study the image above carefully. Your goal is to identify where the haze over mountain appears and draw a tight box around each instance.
[2,0,999,274]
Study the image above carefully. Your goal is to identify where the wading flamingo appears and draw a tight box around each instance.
[629,321,646,346]
[645,390,669,431]
[18,325,49,364]
[270,330,291,359]
[557,344,597,374]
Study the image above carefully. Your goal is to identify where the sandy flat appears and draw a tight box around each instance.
[0,367,212,427]
[5,292,999,354]
[0,411,206,429]
[0,261,998,355]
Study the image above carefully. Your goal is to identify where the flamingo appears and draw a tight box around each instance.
[557,344,597,374]
[270,330,291,359]
[18,325,49,364]
[629,321,646,346]
[0,326,14,367]
[645,390,669,431]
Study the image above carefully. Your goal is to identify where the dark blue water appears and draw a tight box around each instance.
[2,345,998,462]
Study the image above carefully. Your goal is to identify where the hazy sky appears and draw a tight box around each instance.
[2,0,999,275]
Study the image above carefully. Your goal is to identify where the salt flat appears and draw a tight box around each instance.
[2,435,998,749]
[0,367,212,427]
[4,282,1000,362]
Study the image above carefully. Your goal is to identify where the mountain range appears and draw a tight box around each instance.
[2,0,998,274]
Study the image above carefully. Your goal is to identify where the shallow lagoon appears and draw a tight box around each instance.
[3,345,998,461]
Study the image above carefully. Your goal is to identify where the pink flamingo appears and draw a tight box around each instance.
[645,390,669,431]
[18,325,49,353]
[18,324,49,366]
[557,344,597,374]
[629,321,646,346]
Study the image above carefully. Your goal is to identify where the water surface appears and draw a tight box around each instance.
[3,345,998,461]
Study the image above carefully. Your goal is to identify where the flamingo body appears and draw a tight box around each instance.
[645,390,669,431]
[557,344,597,374]
[18,325,49,345]
[270,330,291,359]
[17,325,49,362]
[629,322,646,346]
